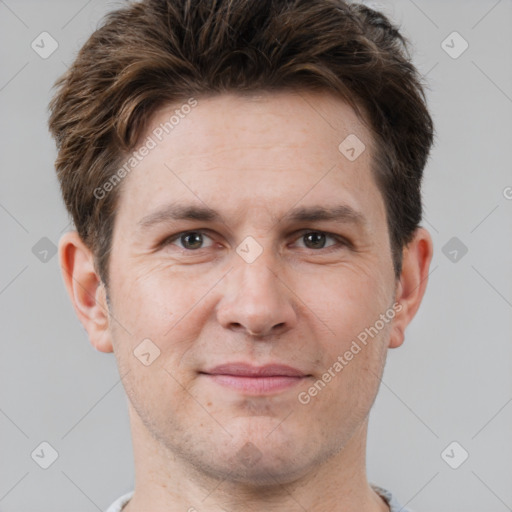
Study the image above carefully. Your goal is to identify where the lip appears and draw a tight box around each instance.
[204,363,307,377]
[200,363,310,394]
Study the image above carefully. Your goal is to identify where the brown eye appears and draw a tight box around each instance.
[165,231,214,250]
[295,231,341,250]
[303,232,327,249]
[180,232,204,249]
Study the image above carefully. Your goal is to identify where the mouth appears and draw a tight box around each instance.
[199,363,311,395]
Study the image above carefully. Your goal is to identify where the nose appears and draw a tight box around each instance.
[215,251,298,338]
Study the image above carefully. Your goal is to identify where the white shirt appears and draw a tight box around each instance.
[105,484,415,511]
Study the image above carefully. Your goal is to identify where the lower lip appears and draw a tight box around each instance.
[204,374,307,394]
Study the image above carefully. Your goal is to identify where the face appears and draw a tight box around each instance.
[106,91,399,484]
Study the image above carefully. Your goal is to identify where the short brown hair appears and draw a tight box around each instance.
[48,0,434,285]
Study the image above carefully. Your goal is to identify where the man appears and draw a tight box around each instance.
[48,0,434,510]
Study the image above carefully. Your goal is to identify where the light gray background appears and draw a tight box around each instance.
[1,0,511,511]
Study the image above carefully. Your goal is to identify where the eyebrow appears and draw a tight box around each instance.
[138,204,221,229]
[137,202,366,230]
[281,204,366,227]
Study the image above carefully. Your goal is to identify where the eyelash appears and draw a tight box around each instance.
[161,229,350,253]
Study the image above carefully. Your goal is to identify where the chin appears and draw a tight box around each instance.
[192,425,320,487]
[197,453,311,488]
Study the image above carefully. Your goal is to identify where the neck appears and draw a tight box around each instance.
[123,405,389,512]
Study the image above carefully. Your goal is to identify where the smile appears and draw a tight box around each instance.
[200,363,311,395]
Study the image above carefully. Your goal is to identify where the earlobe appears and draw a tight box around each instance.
[59,231,113,353]
[388,227,433,349]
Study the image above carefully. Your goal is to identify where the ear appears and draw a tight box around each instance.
[59,231,113,353]
[388,227,433,349]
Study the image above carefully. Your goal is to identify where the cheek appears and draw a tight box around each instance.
[109,260,237,377]
[108,268,208,409]
[306,261,392,344]
[112,260,202,323]
[304,269,391,410]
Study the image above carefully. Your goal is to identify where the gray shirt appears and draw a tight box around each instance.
[105,484,415,511]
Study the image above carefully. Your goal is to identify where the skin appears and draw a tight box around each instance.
[60,90,433,512]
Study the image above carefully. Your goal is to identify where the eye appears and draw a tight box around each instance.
[164,231,215,250]
[293,231,345,250]
[161,229,348,253]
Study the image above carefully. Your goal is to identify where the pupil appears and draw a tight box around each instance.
[183,232,202,249]
[180,232,326,250]
[306,232,325,248]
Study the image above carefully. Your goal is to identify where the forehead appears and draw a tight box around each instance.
[116,90,385,228]
[153,90,373,161]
